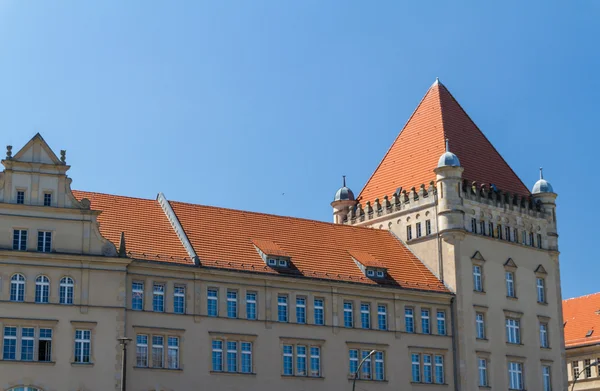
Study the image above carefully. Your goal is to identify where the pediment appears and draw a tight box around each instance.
[471,251,486,262]
[504,258,517,268]
[9,133,64,166]
[535,264,548,275]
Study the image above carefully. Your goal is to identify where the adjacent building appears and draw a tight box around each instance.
[0,80,566,391]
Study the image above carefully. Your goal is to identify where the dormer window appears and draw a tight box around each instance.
[252,239,292,269]
[268,258,277,266]
[376,270,385,278]
[348,250,388,280]
[367,270,375,277]
[278,259,287,267]
[16,190,25,204]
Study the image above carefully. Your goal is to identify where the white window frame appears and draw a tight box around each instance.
[152,283,165,312]
[132,281,144,310]
[344,301,353,328]
[537,277,546,303]
[278,295,288,322]
[405,307,414,333]
[506,318,521,344]
[37,231,52,253]
[506,271,515,298]
[74,329,91,363]
[167,336,179,369]
[59,277,74,305]
[207,288,218,317]
[416,222,422,238]
[473,265,483,292]
[426,219,432,235]
[35,275,50,304]
[360,303,371,329]
[540,323,549,348]
[314,298,324,325]
[174,285,186,314]
[227,290,238,319]
[377,304,387,330]
[13,229,27,251]
[476,313,486,339]
[136,334,149,367]
[436,310,446,335]
[478,358,488,386]
[246,292,257,320]
[421,309,430,334]
[508,361,524,390]
[543,365,551,391]
[296,296,306,324]
[152,335,164,368]
[10,273,26,302]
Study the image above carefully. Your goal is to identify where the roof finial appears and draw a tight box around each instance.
[445,138,449,152]
[436,77,439,83]
[539,167,543,180]
[342,175,346,187]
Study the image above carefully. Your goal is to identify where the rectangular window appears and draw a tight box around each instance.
[278,295,288,322]
[423,354,432,383]
[498,224,503,239]
[167,336,179,369]
[212,340,223,371]
[310,346,320,377]
[283,345,293,375]
[136,335,148,367]
[43,192,52,206]
[437,311,446,335]
[361,350,372,379]
[425,219,432,235]
[514,228,519,243]
[226,341,237,372]
[508,361,524,390]
[16,190,25,204]
[375,351,385,381]
[488,222,493,237]
[132,281,144,311]
[377,304,387,330]
[36,277,49,303]
[12,229,27,251]
[407,225,412,240]
[173,285,185,314]
[506,271,515,298]
[152,336,164,368]
[572,361,580,379]
[361,303,371,329]
[296,297,306,324]
[344,301,353,328]
[227,290,238,318]
[522,230,527,245]
[471,218,477,233]
[434,355,444,384]
[20,327,34,361]
[537,278,546,303]
[585,359,592,378]
[506,226,511,241]
[241,342,252,373]
[405,307,414,333]
[153,283,165,312]
[411,353,420,382]
[37,231,52,252]
[478,358,488,386]
[38,328,52,362]
[480,221,485,235]
[314,298,324,325]
[246,292,257,320]
[349,349,358,376]
[207,288,218,317]
[421,309,431,334]
[473,265,483,292]
[476,313,486,339]
[3,326,16,360]
[530,232,535,247]
[537,234,543,249]
[74,329,91,363]
[297,345,307,376]
[416,222,422,238]
[506,318,521,344]
[540,323,549,348]
[543,365,552,391]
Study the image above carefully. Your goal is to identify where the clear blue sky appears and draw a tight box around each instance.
[0,1,597,299]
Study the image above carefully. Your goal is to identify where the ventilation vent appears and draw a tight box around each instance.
[586,330,594,338]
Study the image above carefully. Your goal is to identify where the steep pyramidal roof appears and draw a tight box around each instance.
[358,80,530,203]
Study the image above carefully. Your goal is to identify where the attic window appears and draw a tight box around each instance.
[587,330,594,338]
[268,259,277,266]
[376,270,385,278]
[367,270,375,277]
[278,259,287,267]
[252,239,292,269]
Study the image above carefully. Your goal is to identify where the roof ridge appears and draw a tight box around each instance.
[563,291,600,302]
[73,190,156,203]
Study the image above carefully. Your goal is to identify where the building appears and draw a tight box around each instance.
[0,80,565,391]
[563,293,600,390]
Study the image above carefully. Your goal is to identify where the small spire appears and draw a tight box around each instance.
[539,167,543,180]
[436,77,440,83]
[118,231,127,257]
[445,138,449,152]
[342,175,346,187]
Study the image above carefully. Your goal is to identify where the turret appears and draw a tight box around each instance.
[331,176,357,224]
[532,168,558,250]
[433,140,464,233]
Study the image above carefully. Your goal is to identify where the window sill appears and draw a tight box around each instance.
[537,302,548,306]
[71,362,94,367]
[281,375,324,380]
[506,343,524,347]
[410,382,448,386]
[210,371,256,376]
[479,386,491,389]
[134,366,182,371]
[507,296,518,301]
[473,290,486,295]
[0,359,55,365]
[347,377,388,383]
[476,338,488,341]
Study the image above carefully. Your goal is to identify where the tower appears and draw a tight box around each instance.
[330,175,357,224]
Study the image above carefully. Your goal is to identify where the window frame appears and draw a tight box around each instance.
[277,294,288,323]
[227,290,238,319]
[421,309,431,334]
[152,283,165,313]
[12,229,28,251]
[207,288,219,317]
[314,298,324,326]
[246,291,257,320]
[35,275,50,304]
[59,277,74,305]
[343,301,353,328]
[131,281,144,311]
[36,231,52,253]
[173,285,186,314]
[10,273,26,302]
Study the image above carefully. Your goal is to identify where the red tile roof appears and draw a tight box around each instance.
[348,250,386,269]
[252,239,290,257]
[358,81,530,204]
[563,293,600,348]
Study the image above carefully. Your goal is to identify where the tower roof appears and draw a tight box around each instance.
[358,80,530,203]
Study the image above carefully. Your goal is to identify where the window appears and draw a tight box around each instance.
[278,295,288,322]
[537,278,546,303]
[281,344,321,377]
[227,290,238,318]
[543,365,552,391]
[310,347,320,377]
[572,361,580,379]
[296,297,306,324]
[522,230,527,245]
[423,354,432,383]
[6,387,41,391]
[212,340,223,371]
[136,335,148,367]
[506,271,515,298]
[314,298,324,325]
[426,219,432,235]
[416,222,422,238]
[407,225,412,240]
[16,190,25,204]
[13,229,27,250]
[434,355,444,384]
[367,269,375,277]
[43,192,52,206]
[227,341,237,372]
[3,326,17,360]
[278,259,287,267]
[246,292,257,320]
[480,221,485,235]
[405,307,414,333]
[349,349,358,376]
[349,350,385,381]
[59,277,74,305]
[152,336,164,368]
[2,326,53,362]
[283,345,293,375]
[506,318,521,344]
[153,283,164,312]
[488,222,493,237]
[529,232,534,247]
[471,218,477,233]
[375,351,385,381]
[344,302,353,328]
[241,342,252,373]
[297,345,307,376]
[506,226,511,241]
[20,328,34,361]
[514,228,519,243]
[37,231,52,252]
[74,329,91,363]
[174,285,185,314]
[39,328,52,362]
[376,270,384,278]
[361,303,370,329]
[421,309,430,334]
[498,224,503,239]
[411,353,420,382]
[35,275,50,304]
[478,358,488,386]
[211,338,253,374]
[473,265,483,292]
[132,281,144,310]
[168,337,179,369]
[10,274,25,302]
[585,359,592,378]
[208,288,218,317]
[476,313,486,339]
[540,323,549,348]
[437,311,446,335]
[361,350,372,379]
[377,304,387,330]
[537,234,542,249]
[268,258,276,266]
[508,361,524,390]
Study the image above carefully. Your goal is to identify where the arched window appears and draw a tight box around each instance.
[10,274,25,302]
[59,277,74,305]
[7,387,42,391]
[35,275,50,303]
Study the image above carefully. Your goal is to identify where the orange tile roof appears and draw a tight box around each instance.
[358,81,530,204]
[563,293,600,348]
[347,250,386,269]
[252,239,290,258]
[72,191,192,264]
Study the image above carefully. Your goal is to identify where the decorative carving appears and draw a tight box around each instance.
[5,145,11,159]
[101,240,118,257]
[60,149,67,163]
[80,198,91,209]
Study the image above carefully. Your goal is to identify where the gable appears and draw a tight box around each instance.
[504,258,517,268]
[10,133,63,166]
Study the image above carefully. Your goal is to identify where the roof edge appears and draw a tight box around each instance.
[157,192,199,265]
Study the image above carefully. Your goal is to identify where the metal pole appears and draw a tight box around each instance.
[352,350,376,391]
[571,360,598,391]
[118,337,132,391]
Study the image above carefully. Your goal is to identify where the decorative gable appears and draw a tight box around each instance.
[252,239,291,268]
[504,258,518,268]
[535,264,548,275]
[471,251,486,263]
[348,250,387,279]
